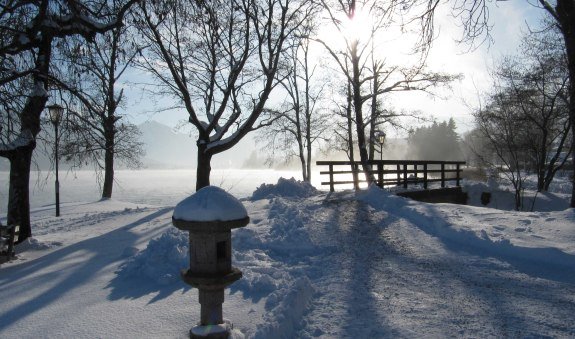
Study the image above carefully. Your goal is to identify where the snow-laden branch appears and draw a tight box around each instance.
[0,129,34,156]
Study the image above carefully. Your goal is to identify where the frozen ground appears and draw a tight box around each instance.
[0,177,574,338]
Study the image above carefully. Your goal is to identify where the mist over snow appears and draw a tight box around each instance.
[138,121,197,169]
[138,121,262,169]
[2,120,266,172]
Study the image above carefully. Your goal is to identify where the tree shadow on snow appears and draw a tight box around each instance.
[319,199,398,337]
[107,273,191,304]
[106,222,194,303]
[0,207,173,332]
[393,202,575,336]
[351,194,575,336]
[409,204,575,285]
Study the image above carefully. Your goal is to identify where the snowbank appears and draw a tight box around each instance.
[118,201,316,338]
[253,277,314,339]
[462,180,570,211]
[251,177,318,200]
[117,227,188,285]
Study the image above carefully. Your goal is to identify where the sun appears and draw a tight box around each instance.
[341,8,374,44]
[315,6,377,53]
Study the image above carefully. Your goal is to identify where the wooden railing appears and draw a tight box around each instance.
[316,160,466,192]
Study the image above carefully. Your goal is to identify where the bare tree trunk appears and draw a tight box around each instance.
[102,137,115,199]
[545,119,571,191]
[298,138,307,181]
[7,37,51,242]
[196,146,213,190]
[345,82,359,190]
[554,0,575,207]
[537,133,547,192]
[304,46,312,183]
[514,186,522,211]
[294,101,307,181]
[368,126,375,160]
[369,67,380,161]
[306,139,312,183]
[566,38,575,206]
[7,146,33,241]
[102,34,118,199]
[350,41,374,184]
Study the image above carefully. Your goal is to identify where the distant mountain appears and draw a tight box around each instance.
[138,121,197,169]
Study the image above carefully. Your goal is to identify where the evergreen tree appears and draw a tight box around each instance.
[408,119,463,161]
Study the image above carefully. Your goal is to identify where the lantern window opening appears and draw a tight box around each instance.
[216,241,227,261]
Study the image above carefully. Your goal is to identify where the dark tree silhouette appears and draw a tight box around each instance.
[0,0,138,242]
[53,24,144,199]
[411,0,575,205]
[317,0,457,186]
[135,0,312,190]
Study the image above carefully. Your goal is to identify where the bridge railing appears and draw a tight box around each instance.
[316,160,466,192]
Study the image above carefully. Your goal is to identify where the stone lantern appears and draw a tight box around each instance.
[172,186,249,338]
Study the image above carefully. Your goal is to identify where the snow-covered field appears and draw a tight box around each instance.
[0,169,318,214]
[1,173,574,338]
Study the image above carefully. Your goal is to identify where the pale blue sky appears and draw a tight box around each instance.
[121,2,548,137]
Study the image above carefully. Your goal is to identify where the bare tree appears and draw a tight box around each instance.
[365,47,429,161]
[259,18,330,182]
[135,0,310,190]
[53,24,144,199]
[474,91,531,210]
[494,30,571,191]
[317,0,456,186]
[0,0,137,242]
[473,22,570,207]
[461,127,491,169]
[330,78,360,189]
[410,0,575,204]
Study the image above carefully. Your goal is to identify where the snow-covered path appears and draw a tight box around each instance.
[247,193,575,338]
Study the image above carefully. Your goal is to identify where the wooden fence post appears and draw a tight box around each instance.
[441,163,445,188]
[329,164,334,192]
[456,163,461,187]
[423,163,428,189]
[352,163,359,190]
[403,164,408,188]
[396,164,401,186]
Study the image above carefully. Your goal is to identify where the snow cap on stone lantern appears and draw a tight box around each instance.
[173,186,248,223]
